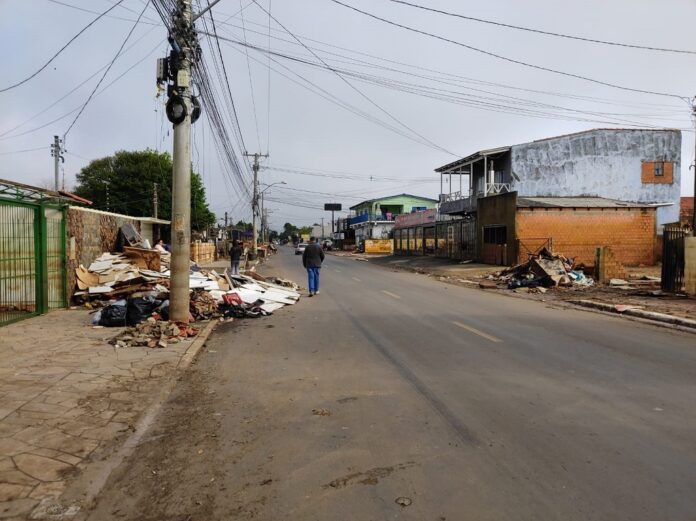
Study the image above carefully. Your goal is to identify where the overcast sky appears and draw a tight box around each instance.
[1,0,695,229]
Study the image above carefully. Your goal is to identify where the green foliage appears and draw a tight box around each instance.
[235,220,252,231]
[73,149,216,231]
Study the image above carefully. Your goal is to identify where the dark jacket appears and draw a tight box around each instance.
[230,245,244,262]
[302,243,325,268]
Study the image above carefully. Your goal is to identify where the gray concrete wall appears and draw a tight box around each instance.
[510,129,681,227]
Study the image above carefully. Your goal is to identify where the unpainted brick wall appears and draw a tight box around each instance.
[516,207,656,266]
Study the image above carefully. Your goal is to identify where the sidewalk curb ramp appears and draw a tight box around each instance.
[50,320,220,521]
[568,300,696,331]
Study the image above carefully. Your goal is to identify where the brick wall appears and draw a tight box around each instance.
[516,207,656,266]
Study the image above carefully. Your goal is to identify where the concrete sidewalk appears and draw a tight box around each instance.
[0,310,199,519]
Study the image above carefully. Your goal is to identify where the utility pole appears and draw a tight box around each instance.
[692,97,696,235]
[261,190,265,244]
[321,217,324,239]
[243,152,268,257]
[168,0,195,323]
[50,135,63,191]
[224,211,228,228]
[153,182,158,219]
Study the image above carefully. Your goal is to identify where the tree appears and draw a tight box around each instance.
[73,149,216,231]
[279,222,298,241]
[235,220,252,231]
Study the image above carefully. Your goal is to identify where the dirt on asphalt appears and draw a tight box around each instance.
[82,329,228,521]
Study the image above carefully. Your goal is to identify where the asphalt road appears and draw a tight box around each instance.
[86,247,696,521]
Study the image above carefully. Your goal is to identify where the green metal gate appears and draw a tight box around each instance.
[0,186,67,326]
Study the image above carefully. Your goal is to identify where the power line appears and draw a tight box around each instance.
[0,28,160,139]
[221,36,691,130]
[45,0,162,25]
[387,0,696,55]
[213,13,688,111]
[238,0,262,150]
[64,0,151,139]
[251,0,460,157]
[1,0,128,92]
[327,0,689,100]
[0,147,47,156]
[0,38,163,141]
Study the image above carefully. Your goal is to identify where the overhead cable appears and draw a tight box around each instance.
[327,0,688,100]
[252,0,460,156]
[387,0,696,55]
[63,0,151,139]
[1,0,128,92]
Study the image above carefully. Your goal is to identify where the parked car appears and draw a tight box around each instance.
[295,242,307,255]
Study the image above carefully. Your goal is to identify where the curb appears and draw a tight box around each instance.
[567,299,696,330]
[178,319,219,370]
[58,320,221,520]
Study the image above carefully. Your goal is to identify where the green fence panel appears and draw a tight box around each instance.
[0,200,39,324]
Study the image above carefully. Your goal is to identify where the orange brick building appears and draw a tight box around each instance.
[477,193,659,267]
[516,200,656,266]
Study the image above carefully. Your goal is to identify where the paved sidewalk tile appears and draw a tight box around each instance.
[0,310,195,519]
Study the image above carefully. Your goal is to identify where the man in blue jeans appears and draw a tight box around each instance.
[302,237,325,297]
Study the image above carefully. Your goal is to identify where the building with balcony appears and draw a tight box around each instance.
[430,129,680,266]
[436,128,681,228]
[349,194,438,247]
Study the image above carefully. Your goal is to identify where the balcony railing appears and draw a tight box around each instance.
[348,213,401,226]
[485,183,512,195]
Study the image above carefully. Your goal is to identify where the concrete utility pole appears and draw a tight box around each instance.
[243,152,268,257]
[50,135,63,191]
[153,182,158,219]
[169,0,194,323]
[692,97,696,235]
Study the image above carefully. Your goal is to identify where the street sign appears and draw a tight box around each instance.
[324,203,342,211]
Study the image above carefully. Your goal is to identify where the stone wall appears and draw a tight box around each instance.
[66,207,141,299]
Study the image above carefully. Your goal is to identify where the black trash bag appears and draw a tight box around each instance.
[157,300,170,321]
[99,305,127,327]
[126,296,160,326]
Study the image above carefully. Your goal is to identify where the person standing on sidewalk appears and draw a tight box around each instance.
[229,240,244,275]
[302,236,325,297]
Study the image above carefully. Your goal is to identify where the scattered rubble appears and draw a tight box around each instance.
[487,248,594,291]
[110,320,199,348]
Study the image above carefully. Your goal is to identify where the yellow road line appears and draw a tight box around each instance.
[452,321,502,343]
[381,290,402,300]
[352,277,362,282]
[335,269,342,273]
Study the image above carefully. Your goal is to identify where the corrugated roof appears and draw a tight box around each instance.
[349,193,438,210]
[435,146,510,173]
[517,197,670,209]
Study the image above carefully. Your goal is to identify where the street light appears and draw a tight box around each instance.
[259,181,286,243]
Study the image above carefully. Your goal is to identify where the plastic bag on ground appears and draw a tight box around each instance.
[99,305,127,327]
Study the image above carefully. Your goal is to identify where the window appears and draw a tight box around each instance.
[641,161,673,184]
[483,225,506,245]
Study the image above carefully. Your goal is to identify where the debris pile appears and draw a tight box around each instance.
[488,248,594,292]
[79,246,301,336]
[109,320,199,349]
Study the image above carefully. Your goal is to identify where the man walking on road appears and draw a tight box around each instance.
[302,236,325,297]
[229,240,244,275]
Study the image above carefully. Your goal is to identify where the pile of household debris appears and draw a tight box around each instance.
[484,248,594,293]
[76,247,300,346]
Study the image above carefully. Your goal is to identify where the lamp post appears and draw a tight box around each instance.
[259,181,286,243]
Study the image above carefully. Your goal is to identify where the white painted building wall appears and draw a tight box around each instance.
[510,129,681,227]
